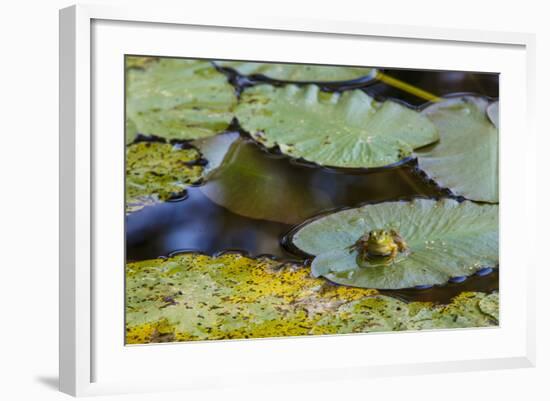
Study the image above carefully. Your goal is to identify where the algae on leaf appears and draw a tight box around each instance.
[407,291,499,329]
[126,253,379,342]
[419,96,499,203]
[291,198,498,289]
[478,291,499,320]
[125,252,498,343]
[125,142,204,213]
[215,61,377,83]
[236,84,438,168]
[125,57,237,142]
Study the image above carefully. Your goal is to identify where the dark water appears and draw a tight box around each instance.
[367,69,499,106]
[126,68,499,303]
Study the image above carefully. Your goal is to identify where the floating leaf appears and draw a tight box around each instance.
[478,291,499,320]
[291,198,498,289]
[126,253,378,342]
[125,142,203,213]
[215,61,377,83]
[125,56,158,70]
[125,253,497,343]
[125,118,138,145]
[418,96,498,203]
[487,101,499,129]
[236,85,438,168]
[407,291,499,329]
[125,57,237,141]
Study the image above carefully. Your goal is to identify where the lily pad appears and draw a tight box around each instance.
[125,252,498,343]
[236,84,438,168]
[126,253,378,342]
[125,142,204,213]
[407,291,499,329]
[418,96,498,203]
[215,61,377,83]
[125,56,158,70]
[125,57,237,142]
[291,198,498,289]
[478,291,499,320]
[487,101,499,129]
[125,118,138,145]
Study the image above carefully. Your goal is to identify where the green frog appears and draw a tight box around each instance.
[349,229,408,264]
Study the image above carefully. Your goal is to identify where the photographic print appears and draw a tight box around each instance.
[124,56,499,344]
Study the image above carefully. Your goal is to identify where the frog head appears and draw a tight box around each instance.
[349,228,409,266]
[365,229,398,257]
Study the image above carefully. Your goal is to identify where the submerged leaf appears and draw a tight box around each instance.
[418,96,498,202]
[291,198,498,289]
[236,85,438,168]
[125,253,498,343]
[199,137,333,224]
[191,131,240,176]
[125,57,237,141]
[215,61,376,82]
[125,142,203,213]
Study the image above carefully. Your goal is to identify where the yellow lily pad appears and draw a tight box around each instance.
[125,142,204,213]
[126,253,498,343]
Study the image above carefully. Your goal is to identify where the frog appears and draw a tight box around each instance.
[348,229,408,264]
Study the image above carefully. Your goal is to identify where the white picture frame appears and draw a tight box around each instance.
[59,4,536,397]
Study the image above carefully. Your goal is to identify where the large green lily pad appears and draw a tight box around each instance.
[291,198,498,289]
[418,96,499,203]
[125,252,498,343]
[126,142,204,213]
[125,57,237,142]
[215,61,376,82]
[236,84,438,168]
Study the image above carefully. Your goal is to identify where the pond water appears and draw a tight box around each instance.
[126,68,499,303]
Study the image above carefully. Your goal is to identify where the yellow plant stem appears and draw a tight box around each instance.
[375,71,442,103]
